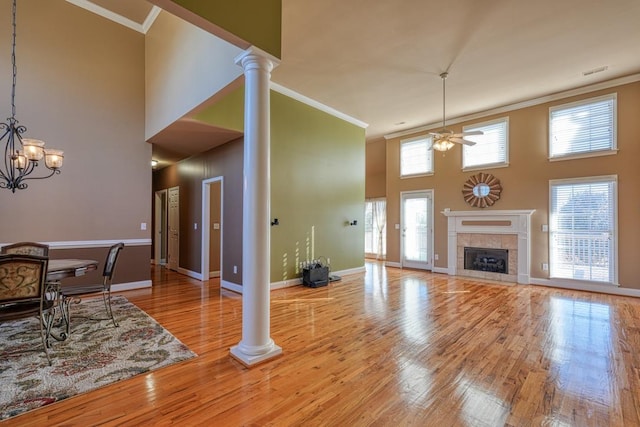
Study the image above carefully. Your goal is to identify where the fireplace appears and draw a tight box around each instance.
[464,247,508,274]
[442,210,535,284]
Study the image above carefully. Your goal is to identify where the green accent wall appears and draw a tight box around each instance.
[197,88,366,283]
[170,0,282,58]
[270,91,366,282]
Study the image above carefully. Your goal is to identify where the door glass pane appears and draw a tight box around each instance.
[404,198,428,262]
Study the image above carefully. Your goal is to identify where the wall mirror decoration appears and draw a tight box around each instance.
[462,173,502,208]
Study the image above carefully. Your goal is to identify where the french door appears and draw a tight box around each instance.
[401,190,433,270]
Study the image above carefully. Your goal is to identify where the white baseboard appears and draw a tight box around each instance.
[178,267,203,281]
[432,267,449,274]
[113,280,152,292]
[269,265,366,290]
[385,261,402,268]
[529,278,640,298]
[222,280,243,294]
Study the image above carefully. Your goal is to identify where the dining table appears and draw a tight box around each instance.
[46,259,99,342]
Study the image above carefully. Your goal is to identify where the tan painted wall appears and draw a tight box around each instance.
[366,138,387,199]
[144,10,243,140]
[0,0,150,284]
[383,81,640,289]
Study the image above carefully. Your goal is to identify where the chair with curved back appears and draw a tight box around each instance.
[1,241,49,257]
[0,254,55,365]
[60,242,124,330]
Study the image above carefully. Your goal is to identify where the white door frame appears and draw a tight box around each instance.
[168,186,180,271]
[201,176,224,282]
[400,189,434,270]
[153,189,168,265]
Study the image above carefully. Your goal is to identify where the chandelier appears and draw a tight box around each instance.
[0,0,63,193]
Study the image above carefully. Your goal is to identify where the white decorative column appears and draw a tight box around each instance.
[230,47,282,366]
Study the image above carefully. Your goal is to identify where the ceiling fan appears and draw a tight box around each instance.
[429,72,483,151]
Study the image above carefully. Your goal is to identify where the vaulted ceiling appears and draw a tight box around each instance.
[70,0,640,159]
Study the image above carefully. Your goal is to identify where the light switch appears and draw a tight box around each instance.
[140,222,147,230]
[194,223,198,230]
[213,223,220,230]
[542,224,549,232]
[395,224,400,230]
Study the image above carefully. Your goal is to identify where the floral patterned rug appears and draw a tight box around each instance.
[0,295,196,421]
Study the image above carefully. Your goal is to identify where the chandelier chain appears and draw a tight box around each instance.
[10,0,17,120]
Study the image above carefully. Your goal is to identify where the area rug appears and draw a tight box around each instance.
[0,295,197,420]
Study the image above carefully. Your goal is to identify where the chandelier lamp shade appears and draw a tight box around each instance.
[1,0,63,193]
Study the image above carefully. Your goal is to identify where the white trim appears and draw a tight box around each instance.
[271,82,369,129]
[442,209,536,217]
[222,280,243,294]
[201,176,224,283]
[178,267,203,281]
[432,267,449,274]
[548,149,618,162]
[384,73,640,141]
[529,278,640,298]
[385,261,402,268]
[113,280,152,292]
[269,266,366,290]
[142,6,162,33]
[65,0,159,34]
[0,239,153,249]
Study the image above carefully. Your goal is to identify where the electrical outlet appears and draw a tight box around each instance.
[542,263,549,271]
[194,223,198,230]
[327,257,331,265]
[542,224,549,232]
[434,254,439,261]
[140,222,147,230]
[233,265,238,274]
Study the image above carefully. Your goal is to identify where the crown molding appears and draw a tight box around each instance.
[270,82,369,129]
[385,73,640,140]
[66,0,160,34]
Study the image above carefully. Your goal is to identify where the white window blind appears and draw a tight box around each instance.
[549,94,616,158]
[400,136,433,176]
[462,117,508,169]
[549,176,617,283]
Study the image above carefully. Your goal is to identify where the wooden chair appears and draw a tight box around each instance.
[60,243,124,330]
[1,241,49,257]
[0,254,55,365]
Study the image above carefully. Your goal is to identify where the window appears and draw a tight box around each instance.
[400,136,433,177]
[549,176,617,284]
[549,94,616,159]
[365,199,386,259]
[462,117,509,169]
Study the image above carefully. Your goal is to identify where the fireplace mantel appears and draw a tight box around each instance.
[442,209,535,284]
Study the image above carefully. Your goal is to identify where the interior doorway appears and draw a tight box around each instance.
[168,186,180,272]
[400,190,434,270]
[201,177,224,281]
[153,189,168,265]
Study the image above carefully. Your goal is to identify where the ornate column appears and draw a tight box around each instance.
[230,47,282,366]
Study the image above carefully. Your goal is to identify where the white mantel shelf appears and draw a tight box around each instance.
[442,209,536,284]
[442,209,536,217]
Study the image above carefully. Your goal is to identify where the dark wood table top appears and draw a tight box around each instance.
[47,259,99,281]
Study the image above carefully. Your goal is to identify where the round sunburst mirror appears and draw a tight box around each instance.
[462,173,502,208]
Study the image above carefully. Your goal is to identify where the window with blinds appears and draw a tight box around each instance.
[462,117,509,169]
[549,176,617,284]
[400,136,433,177]
[549,94,616,159]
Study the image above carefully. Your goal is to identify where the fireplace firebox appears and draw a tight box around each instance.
[464,247,508,274]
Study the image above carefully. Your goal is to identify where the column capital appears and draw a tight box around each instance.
[235,46,280,72]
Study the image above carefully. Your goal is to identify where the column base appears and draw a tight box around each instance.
[230,343,283,367]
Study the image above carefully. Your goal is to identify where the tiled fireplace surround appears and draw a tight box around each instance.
[442,210,535,284]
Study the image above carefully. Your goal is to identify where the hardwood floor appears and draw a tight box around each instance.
[4,262,640,426]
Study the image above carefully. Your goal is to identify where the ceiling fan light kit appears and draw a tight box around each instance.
[429,72,483,152]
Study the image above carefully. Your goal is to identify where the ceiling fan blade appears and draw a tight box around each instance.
[450,137,477,146]
[429,132,442,137]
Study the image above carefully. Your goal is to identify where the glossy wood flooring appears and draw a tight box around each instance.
[4,262,640,426]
